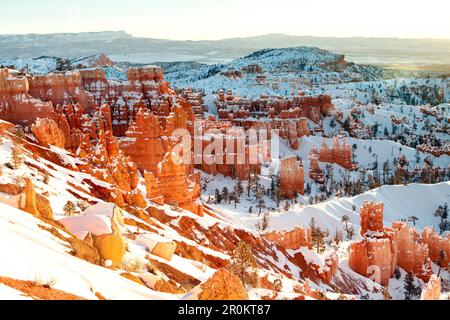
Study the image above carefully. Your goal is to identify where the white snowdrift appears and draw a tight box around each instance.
[0,201,173,300]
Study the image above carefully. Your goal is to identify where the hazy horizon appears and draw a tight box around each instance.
[2,30,450,42]
[2,0,450,40]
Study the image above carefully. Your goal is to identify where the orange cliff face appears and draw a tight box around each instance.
[121,108,169,173]
[421,227,450,269]
[263,226,338,284]
[194,129,263,181]
[360,202,384,235]
[308,148,324,183]
[348,202,399,285]
[348,201,445,285]
[28,71,95,113]
[319,137,356,171]
[279,156,305,198]
[263,227,312,250]
[392,222,433,281]
[154,152,201,213]
[0,68,55,125]
[0,65,203,216]
[31,118,65,148]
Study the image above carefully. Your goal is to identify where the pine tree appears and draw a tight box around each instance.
[437,249,447,277]
[283,200,291,212]
[256,212,270,232]
[63,201,77,216]
[226,241,258,287]
[404,272,421,300]
[256,187,265,215]
[214,189,222,204]
[341,215,355,240]
[235,180,244,198]
[310,218,327,253]
[10,147,23,169]
[222,187,230,203]
[434,203,449,234]
[408,216,419,227]
[231,192,240,209]
[382,287,392,300]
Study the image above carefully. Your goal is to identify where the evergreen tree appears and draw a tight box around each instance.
[342,215,355,240]
[256,212,270,232]
[222,187,230,203]
[10,147,23,169]
[310,218,327,253]
[437,249,447,277]
[63,201,77,216]
[226,241,258,287]
[214,189,222,204]
[404,272,421,300]
[408,216,419,227]
[434,203,449,234]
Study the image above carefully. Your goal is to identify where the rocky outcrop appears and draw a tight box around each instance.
[349,201,436,285]
[92,222,126,267]
[31,118,65,148]
[195,129,263,180]
[216,92,334,124]
[279,156,304,198]
[348,236,397,286]
[263,226,311,249]
[319,138,356,171]
[420,274,441,300]
[392,222,433,281]
[308,148,324,183]
[195,269,248,300]
[28,71,95,113]
[291,248,338,285]
[421,227,450,269]
[0,119,15,133]
[242,64,263,74]
[19,178,54,220]
[155,152,201,213]
[121,109,168,173]
[60,203,126,267]
[0,68,55,125]
[360,202,384,235]
[349,202,398,285]
[136,234,177,261]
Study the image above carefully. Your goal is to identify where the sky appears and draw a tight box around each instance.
[1,0,449,40]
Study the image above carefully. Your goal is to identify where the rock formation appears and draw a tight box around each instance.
[31,118,65,148]
[392,222,433,281]
[279,156,305,198]
[19,178,54,220]
[155,152,201,213]
[308,148,324,183]
[319,138,355,170]
[28,71,95,113]
[421,227,450,269]
[194,269,249,300]
[360,202,384,235]
[420,274,441,300]
[349,201,437,285]
[263,226,311,249]
[60,203,126,267]
[0,68,55,125]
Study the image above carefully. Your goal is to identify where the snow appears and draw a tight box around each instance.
[0,284,33,300]
[59,215,113,240]
[0,201,172,300]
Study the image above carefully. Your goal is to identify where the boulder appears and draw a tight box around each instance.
[195,269,249,300]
